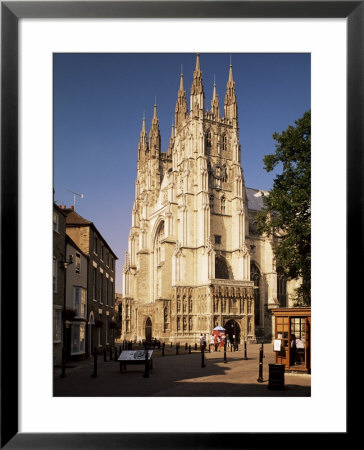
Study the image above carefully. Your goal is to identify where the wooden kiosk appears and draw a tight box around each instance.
[272,307,311,373]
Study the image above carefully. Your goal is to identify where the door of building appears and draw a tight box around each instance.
[224,319,241,345]
[145,317,152,341]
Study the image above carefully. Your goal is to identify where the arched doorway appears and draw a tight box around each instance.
[145,317,152,340]
[224,319,241,345]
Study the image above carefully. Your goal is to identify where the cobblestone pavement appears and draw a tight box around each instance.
[53,343,311,397]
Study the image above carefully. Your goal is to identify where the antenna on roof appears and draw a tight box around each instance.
[67,189,84,209]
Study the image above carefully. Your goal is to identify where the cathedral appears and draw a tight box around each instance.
[120,54,298,344]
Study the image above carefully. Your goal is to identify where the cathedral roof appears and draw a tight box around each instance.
[246,187,269,211]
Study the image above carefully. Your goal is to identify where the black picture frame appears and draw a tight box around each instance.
[1,1,358,448]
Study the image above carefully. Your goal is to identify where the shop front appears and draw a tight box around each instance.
[272,307,311,373]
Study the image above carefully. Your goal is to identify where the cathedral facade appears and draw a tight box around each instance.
[120,55,298,344]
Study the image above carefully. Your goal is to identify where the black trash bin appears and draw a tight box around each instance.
[268,364,285,390]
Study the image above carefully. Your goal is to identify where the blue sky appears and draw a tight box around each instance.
[53,53,310,292]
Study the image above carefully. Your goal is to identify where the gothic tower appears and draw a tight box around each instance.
[123,54,255,343]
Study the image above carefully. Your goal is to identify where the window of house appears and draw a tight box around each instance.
[93,236,98,254]
[105,279,108,306]
[99,274,103,303]
[92,268,97,300]
[75,252,81,274]
[53,212,59,232]
[100,245,104,261]
[54,309,62,342]
[215,235,221,245]
[74,287,86,318]
[106,252,109,267]
[53,257,57,292]
[71,323,86,355]
[110,257,114,271]
[106,316,109,344]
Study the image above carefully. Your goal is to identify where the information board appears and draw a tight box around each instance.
[118,350,153,361]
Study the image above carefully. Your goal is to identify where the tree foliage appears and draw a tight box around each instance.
[257,110,311,306]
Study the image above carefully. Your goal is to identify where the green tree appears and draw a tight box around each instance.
[257,110,311,306]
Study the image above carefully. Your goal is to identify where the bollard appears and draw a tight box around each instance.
[176,344,179,355]
[143,348,149,378]
[195,343,197,350]
[257,347,264,382]
[171,342,173,348]
[201,347,206,368]
[224,343,227,363]
[244,341,248,360]
[185,343,188,350]
[60,347,66,378]
[188,345,191,354]
[114,347,118,362]
[130,341,133,350]
[109,347,113,361]
[162,344,165,356]
[103,348,107,362]
[91,348,98,378]
[268,364,285,390]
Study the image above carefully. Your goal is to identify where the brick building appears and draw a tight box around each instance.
[61,207,118,356]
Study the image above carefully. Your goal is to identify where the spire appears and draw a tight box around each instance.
[149,102,161,156]
[167,121,175,156]
[224,63,238,122]
[190,53,204,114]
[211,76,220,119]
[175,72,188,130]
[137,114,148,160]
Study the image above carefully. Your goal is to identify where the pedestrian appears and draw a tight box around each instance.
[290,334,297,365]
[199,334,204,350]
[210,334,214,351]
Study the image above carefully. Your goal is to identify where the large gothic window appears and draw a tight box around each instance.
[215,255,231,279]
[251,262,261,326]
[205,130,212,154]
[154,221,165,264]
[277,267,287,307]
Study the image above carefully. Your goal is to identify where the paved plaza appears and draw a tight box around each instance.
[53,343,310,397]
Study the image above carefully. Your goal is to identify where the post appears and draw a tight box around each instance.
[176,344,179,355]
[224,342,227,363]
[261,342,265,358]
[201,346,205,368]
[60,347,66,378]
[244,340,248,360]
[195,343,197,350]
[188,345,191,354]
[109,346,112,361]
[91,347,98,378]
[171,342,173,348]
[185,343,188,350]
[257,346,264,382]
[143,348,149,378]
[114,347,118,362]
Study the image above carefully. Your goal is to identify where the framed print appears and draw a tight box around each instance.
[1,0,359,448]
